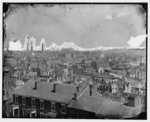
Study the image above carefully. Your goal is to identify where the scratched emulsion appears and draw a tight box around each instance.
[4,4,146,49]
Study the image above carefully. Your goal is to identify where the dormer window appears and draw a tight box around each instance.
[31,98,35,107]
[22,97,26,105]
[40,100,44,109]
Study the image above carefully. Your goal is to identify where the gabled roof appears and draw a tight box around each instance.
[13,81,78,104]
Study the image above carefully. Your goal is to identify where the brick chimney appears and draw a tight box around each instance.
[76,82,79,92]
[73,93,77,101]
[34,81,37,90]
[53,82,57,93]
[89,81,93,96]
[77,85,79,92]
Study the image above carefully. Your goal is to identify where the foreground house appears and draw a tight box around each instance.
[11,81,79,118]
[11,80,143,118]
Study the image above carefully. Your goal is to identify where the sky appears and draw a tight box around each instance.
[4,4,147,49]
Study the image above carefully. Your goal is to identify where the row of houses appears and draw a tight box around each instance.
[6,80,143,119]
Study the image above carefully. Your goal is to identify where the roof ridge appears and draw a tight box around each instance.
[77,86,88,99]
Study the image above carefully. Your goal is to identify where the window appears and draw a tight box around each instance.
[61,104,66,113]
[31,99,35,107]
[22,97,26,105]
[51,102,55,112]
[40,100,44,109]
[40,112,45,118]
[15,96,18,104]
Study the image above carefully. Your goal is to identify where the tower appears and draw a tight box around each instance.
[25,35,30,51]
[27,41,30,51]
[31,40,33,51]
[42,42,44,52]
[41,38,45,52]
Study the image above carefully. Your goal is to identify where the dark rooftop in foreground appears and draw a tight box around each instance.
[13,81,78,103]
[68,86,143,118]
[13,80,143,118]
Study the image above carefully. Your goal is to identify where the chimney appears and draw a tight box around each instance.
[34,81,37,90]
[89,82,93,96]
[42,43,44,52]
[77,85,79,92]
[76,82,79,92]
[73,93,77,101]
[31,41,33,51]
[53,82,57,93]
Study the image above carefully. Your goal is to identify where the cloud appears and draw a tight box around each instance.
[4,4,146,48]
[127,34,147,48]
[9,39,22,51]
[105,14,113,20]
[116,12,126,17]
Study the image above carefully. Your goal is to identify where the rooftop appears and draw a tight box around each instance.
[68,86,142,118]
[13,81,79,104]
[68,87,106,113]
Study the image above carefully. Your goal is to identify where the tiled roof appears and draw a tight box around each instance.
[13,81,77,103]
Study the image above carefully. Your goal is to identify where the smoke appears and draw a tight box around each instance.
[9,39,22,51]
[127,34,147,48]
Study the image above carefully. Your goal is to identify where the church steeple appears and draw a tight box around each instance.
[41,38,45,52]
[25,34,30,51]
[42,42,44,52]
[31,40,33,51]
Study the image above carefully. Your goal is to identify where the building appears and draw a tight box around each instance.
[96,62,110,74]
[127,95,142,107]
[11,81,79,118]
[67,82,142,119]
[10,78,143,119]
[128,66,146,80]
